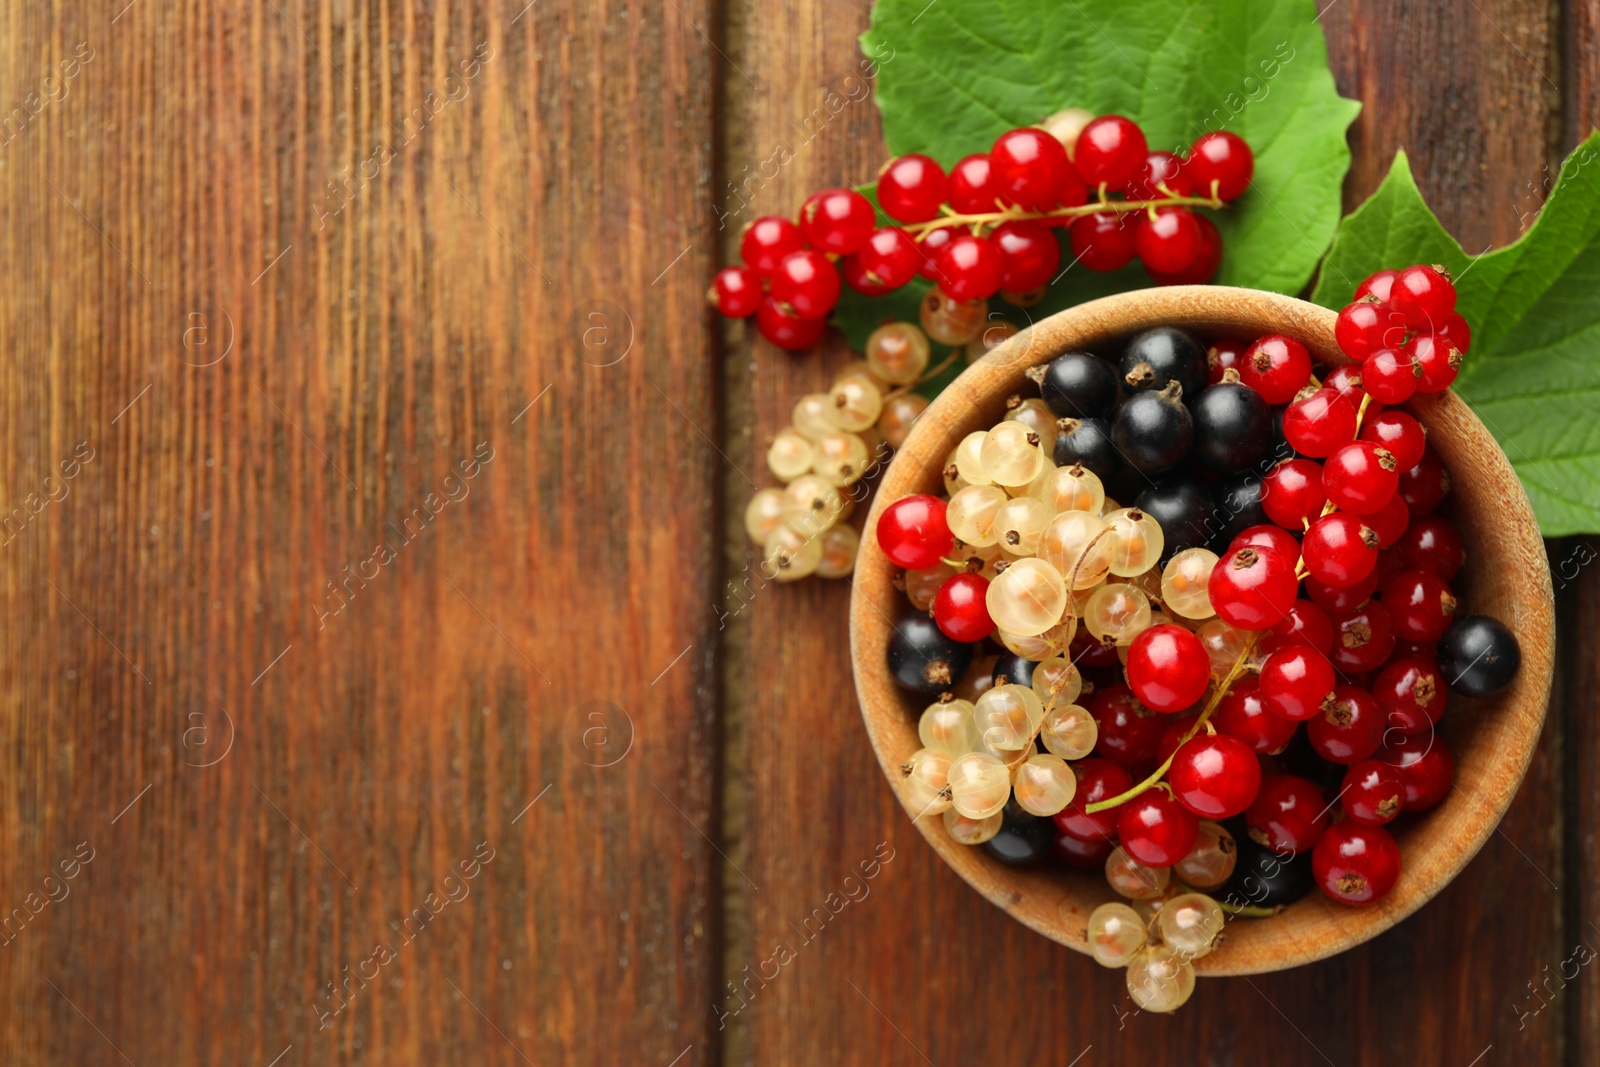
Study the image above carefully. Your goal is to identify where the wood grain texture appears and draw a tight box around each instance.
[0,1,720,1064]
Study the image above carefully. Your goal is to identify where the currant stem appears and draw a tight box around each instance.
[1083,630,1263,813]
[903,194,1225,241]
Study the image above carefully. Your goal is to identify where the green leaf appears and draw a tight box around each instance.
[1311,135,1600,535]
[858,0,1359,299]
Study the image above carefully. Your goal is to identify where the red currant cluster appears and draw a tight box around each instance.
[1332,264,1469,402]
[873,305,1520,1009]
[710,110,1254,350]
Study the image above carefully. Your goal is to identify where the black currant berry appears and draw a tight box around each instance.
[1111,380,1192,472]
[982,802,1057,866]
[1220,828,1314,908]
[1436,615,1521,697]
[1119,327,1207,399]
[887,614,973,695]
[1135,477,1214,558]
[1053,416,1120,478]
[1208,471,1273,548]
[993,653,1040,686]
[1032,352,1120,419]
[1104,463,1150,507]
[1192,379,1271,473]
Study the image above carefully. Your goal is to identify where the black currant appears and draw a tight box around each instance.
[1219,827,1314,908]
[1111,380,1192,472]
[993,653,1040,686]
[1053,416,1120,478]
[982,802,1057,866]
[1436,615,1521,697]
[1104,462,1150,507]
[1119,327,1207,398]
[1136,476,1214,558]
[887,614,973,695]
[1031,352,1119,419]
[1192,379,1271,473]
[1209,471,1273,547]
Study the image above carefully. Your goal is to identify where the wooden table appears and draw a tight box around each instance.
[0,1,1593,1063]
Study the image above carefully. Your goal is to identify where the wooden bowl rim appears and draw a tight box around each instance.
[849,285,1555,976]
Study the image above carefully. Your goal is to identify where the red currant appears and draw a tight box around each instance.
[1053,828,1115,867]
[1360,348,1420,405]
[1360,411,1427,472]
[740,215,806,278]
[800,188,876,255]
[1341,760,1404,826]
[876,494,953,569]
[756,298,827,350]
[1373,545,1406,589]
[1186,131,1254,200]
[1089,683,1167,766]
[992,220,1061,291]
[1313,821,1400,906]
[1071,627,1122,669]
[947,153,998,213]
[1126,624,1210,713]
[1074,115,1149,190]
[1322,441,1400,515]
[1307,685,1384,764]
[1398,448,1451,516]
[1230,523,1300,561]
[1305,567,1378,614]
[1410,333,1462,393]
[1117,789,1199,868]
[1379,730,1454,810]
[916,227,955,281]
[1208,544,1299,630]
[1354,269,1398,303]
[1334,299,1392,361]
[1170,734,1261,818]
[1134,207,1203,274]
[1258,645,1336,722]
[1389,263,1456,330]
[933,572,995,642]
[1069,212,1137,272]
[1125,149,1191,199]
[1382,569,1457,643]
[710,266,762,317]
[1364,491,1411,548]
[843,227,921,294]
[1261,458,1326,529]
[1398,515,1465,580]
[1329,600,1396,674]
[1263,599,1334,657]
[1323,364,1369,408]
[1239,334,1312,404]
[936,233,1003,302]
[1156,716,1200,764]
[990,127,1074,210]
[1053,757,1132,840]
[876,153,949,224]
[1213,678,1298,754]
[1303,512,1380,588]
[1145,215,1222,285]
[1246,774,1328,855]
[1282,388,1358,458]
[1436,311,1472,352]
[1373,654,1446,733]
[1207,339,1248,385]
[770,249,841,319]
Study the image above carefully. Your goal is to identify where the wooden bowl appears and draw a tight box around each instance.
[851,286,1554,975]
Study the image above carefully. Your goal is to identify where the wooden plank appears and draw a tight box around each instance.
[0,1,721,1063]
[723,2,1565,1063]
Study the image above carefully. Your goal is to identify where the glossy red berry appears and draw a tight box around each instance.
[1145,215,1222,285]
[1261,458,1327,530]
[947,153,999,213]
[1360,348,1420,405]
[1213,679,1298,754]
[990,127,1074,210]
[1373,545,1407,589]
[1389,264,1456,330]
[936,233,1003,302]
[1258,645,1336,722]
[1341,760,1404,826]
[1117,789,1199,868]
[1436,311,1472,352]
[1134,207,1203,274]
[1398,448,1451,516]
[1230,523,1300,561]
[933,572,995,642]
[1071,627,1122,669]
[992,220,1062,291]
[1360,411,1427,472]
[1373,654,1446,734]
[1263,599,1334,657]
[916,226,955,281]
[756,298,827,350]
[1398,515,1465,580]
[1069,212,1137,272]
[1307,685,1384,764]
[1305,567,1378,614]
[876,153,949,224]
[1156,716,1200,764]
[1282,388,1358,458]
[1379,730,1454,810]
[740,215,806,278]
[1313,821,1400,906]
[1207,339,1249,384]
[1239,334,1312,404]
[710,266,762,317]
[1322,441,1400,515]
[876,494,953,569]
[1074,115,1150,189]
[1410,333,1463,394]
[1364,491,1412,548]
[1089,683,1166,766]
[1329,600,1396,674]
[1324,364,1369,408]
[1170,734,1261,819]
[1125,150,1191,199]
[1126,624,1210,713]
[1334,299,1396,361]
[1208,545,1299,630]
[1186,131,1254,200]
[1303,512,1380,588]
[1053,828,1116,867]
[1053,757,1133,841]
[770,249,841,320]
[799,188,876,255]
[843,227,922,294]
[1246,774,1328,855]
[1354,269,1398,303]
[1383,569,1458,643]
